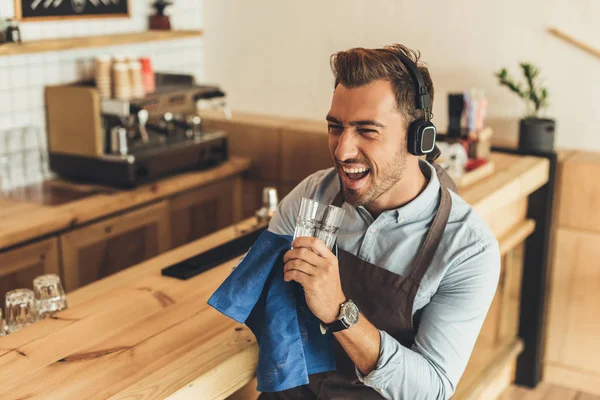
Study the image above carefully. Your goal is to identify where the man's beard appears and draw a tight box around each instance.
[340,144,408,207]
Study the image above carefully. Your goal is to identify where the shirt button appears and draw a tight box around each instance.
[398,217,405,223]
[370,228,377,234]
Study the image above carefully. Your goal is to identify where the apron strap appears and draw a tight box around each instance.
[427,145,459,193]
[408,184,452,283]
[332,189,344,208]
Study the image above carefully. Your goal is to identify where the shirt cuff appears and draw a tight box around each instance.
[355,330,402,391]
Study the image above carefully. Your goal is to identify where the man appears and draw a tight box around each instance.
[261,44,500,399]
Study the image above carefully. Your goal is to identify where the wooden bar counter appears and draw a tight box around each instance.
[0,152,549,400]
[0,157,252,252]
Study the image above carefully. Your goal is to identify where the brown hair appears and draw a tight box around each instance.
[330,43,434,125]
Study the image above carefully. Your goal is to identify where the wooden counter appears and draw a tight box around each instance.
[0,157,251,252]
[0,217,261,400]
[0,151,549,400]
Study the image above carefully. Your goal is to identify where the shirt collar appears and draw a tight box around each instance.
[395,160,441,223]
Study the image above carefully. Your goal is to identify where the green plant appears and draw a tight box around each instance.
[495,63,549,118]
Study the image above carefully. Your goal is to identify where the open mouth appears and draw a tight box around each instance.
[341,166,371,182]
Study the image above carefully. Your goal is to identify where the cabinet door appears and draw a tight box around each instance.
[169,177,241,249]
[0,238,60,302]
[60,201,170,292]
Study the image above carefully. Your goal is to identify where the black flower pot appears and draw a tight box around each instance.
[518,118,555,153]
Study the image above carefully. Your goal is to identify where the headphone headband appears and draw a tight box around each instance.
[395,52,431,114]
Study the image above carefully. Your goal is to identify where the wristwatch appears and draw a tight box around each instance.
[320,299,360,334]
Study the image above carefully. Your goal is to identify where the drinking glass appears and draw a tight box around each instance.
[33,274,68,319]
[5,289,37,333]
[315,205,346,250]
[293,198,327,240]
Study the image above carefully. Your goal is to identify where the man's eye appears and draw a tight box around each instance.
[358,129,377,136]
[328,125,343,133]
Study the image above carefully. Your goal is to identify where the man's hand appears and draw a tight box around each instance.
[283,237,346,324]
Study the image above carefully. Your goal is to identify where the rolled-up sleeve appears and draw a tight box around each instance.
[356,241,501,400]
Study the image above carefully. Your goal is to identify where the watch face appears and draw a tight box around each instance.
[343,301,359,325]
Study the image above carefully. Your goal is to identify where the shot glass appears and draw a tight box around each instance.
[5,289,37,334]
[293,198,327,240]
[315,205,346,250]
[33,274,68,319]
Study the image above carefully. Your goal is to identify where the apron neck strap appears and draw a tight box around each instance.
[332,190,344,208]
[408,183,452,283]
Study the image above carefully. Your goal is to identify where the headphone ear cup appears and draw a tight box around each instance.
[408,119,437,156]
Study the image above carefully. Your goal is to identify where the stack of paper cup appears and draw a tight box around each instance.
[128,61,145,99]
[95,56,112,98]
[113,61,132,100]
[139,57,156,94]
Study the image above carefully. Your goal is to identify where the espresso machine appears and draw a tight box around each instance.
[45,73,230,187]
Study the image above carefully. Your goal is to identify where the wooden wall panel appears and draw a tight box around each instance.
[202,116,282,181]
[546,228,600,375]
[557,151,600,232]
[281,125,332,183]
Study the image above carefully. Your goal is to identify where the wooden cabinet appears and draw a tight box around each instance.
[0,238,60,303]
[168,177,242,249]
[545,228,600,392]
[60,201,170,292]
[479,243,525,347]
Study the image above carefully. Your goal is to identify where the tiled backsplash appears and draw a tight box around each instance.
[0,0,204,190]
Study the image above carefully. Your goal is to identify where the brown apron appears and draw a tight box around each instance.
[259,180,452,400]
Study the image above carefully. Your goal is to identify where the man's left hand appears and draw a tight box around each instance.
[283,237,346,324]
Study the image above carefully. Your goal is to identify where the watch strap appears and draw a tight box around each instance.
[323,319,348,333]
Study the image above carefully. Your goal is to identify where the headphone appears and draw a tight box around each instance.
[395,53,437,156]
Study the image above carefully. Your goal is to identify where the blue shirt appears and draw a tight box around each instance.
[267,160,501,400]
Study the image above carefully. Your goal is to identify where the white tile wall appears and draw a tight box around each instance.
[0,0,205,190]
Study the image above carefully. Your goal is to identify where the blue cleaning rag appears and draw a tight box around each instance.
[207,230,336,392]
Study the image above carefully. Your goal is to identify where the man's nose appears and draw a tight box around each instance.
[334,130,359,162]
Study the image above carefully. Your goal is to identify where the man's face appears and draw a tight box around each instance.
[327,80,408,207]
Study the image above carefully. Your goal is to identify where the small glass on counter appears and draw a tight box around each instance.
[33,274,68,319]
[4,289,37,334]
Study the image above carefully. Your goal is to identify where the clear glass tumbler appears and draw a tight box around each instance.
[5,289,37,333]
[293,197,327,240]
[33,274,68,319]
[315,205,346,250]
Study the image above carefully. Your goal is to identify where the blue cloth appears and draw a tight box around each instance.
[207,230,335,392]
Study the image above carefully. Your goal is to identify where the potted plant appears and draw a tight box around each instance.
[495,63,555,152]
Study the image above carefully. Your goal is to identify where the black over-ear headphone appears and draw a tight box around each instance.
[395,53,437,156]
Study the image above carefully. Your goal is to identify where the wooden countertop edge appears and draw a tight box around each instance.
[467,156,550,216]
[0,157,252,252]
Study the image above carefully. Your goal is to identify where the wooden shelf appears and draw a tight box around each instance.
[0,30,203,56]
